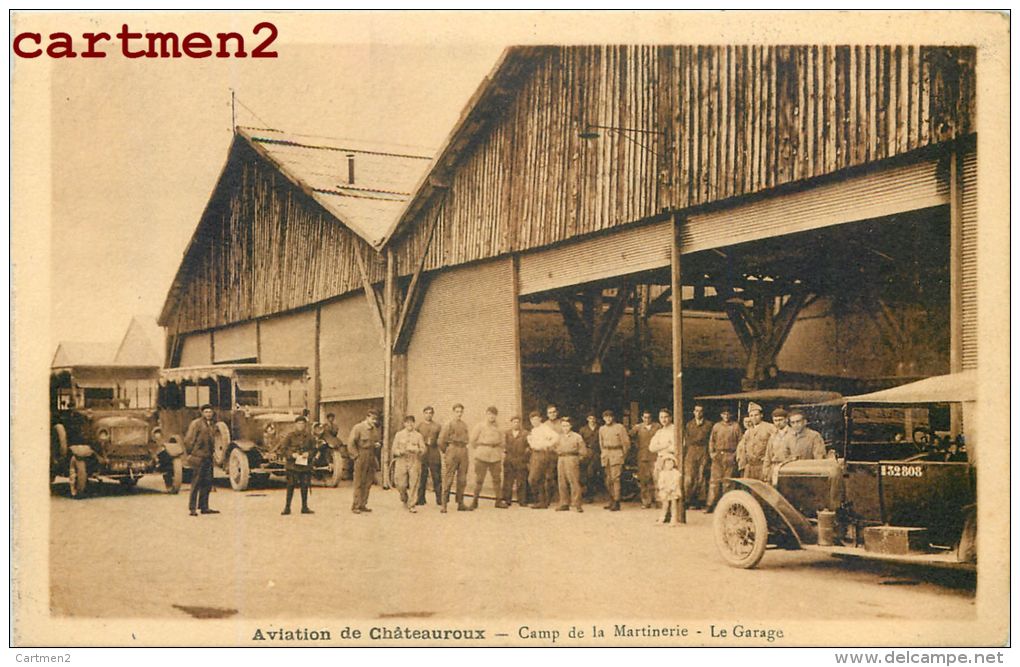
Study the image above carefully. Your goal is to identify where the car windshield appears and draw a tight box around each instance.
[234,374,307,409]
[848,404,966,462]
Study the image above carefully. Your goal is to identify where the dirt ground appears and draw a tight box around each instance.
[49,474,976,622]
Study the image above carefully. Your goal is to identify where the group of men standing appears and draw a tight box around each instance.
[697,401,829,510]
[182,397,828,517]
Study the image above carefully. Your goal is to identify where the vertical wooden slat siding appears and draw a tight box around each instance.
[394,45,974,277]
[167,140,383,333]
[168,45,976,333]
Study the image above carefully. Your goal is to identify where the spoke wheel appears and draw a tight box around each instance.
[68,456,88,499]
[164,457,183,494]
[228,448,250,491]
[713,490,769,569]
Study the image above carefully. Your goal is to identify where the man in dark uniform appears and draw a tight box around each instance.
[630,409,662,509]
[416,406,443,506]
[502,415,530,507]
[186,404,219,516]
[438,403,471,513]
[707,406,742,512]
[348,409,382,514]
[578,412,602,502]
[280,415,317,515]
[683,403,713,509]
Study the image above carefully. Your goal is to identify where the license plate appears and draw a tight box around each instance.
[880,464,924,478]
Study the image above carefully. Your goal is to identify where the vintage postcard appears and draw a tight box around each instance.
[9,9,1011,652]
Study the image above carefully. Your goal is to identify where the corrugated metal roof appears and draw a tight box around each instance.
[238,127,432,247]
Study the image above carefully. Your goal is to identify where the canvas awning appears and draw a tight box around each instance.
[817,371,977,406]
[695,388,844,405]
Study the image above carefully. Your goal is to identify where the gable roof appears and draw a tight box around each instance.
[380,46,542,245]
[237,127,432,247]
[53,317,164,369]
[113,316,164,366]
[51,342,120,369]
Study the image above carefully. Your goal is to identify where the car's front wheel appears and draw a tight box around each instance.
[322,448,343,487]
[228,448,251,491]
[68,456,88,499]
[164,457,183,494]
[713,489,769,569]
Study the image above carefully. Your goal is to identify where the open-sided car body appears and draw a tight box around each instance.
[712,371,977,571]
[157,364,343,491]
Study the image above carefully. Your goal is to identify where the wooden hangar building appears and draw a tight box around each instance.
[160,45,977,468]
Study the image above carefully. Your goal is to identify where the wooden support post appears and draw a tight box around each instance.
[948,149,963,436]
[671,213,686,524]
[353,245,386,343]
[393,212,440,350]
[949,149,963,374]
[313,308,321,420]
[382,248,396,490]
[511,255,524,420]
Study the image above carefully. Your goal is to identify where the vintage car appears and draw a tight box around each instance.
[713,371,977,570]
[50,365,184,498]
[157,364,344,491]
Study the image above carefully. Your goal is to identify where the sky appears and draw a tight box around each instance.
[40,13,506,345]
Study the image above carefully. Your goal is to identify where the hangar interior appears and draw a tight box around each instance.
[518,205,952,425]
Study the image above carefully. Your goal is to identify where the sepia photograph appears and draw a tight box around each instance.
[9,9,1011,655]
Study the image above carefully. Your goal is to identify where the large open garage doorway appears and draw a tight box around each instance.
[516,204,952,425]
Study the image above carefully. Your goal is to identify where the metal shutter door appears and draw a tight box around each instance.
[319,295,385,402]
[178,333,211,367]
[407,258,520,429]
[684,159,948,252]
[212,322,257,363]
[259,310,317,409]
[518,221,672,296]
[960,149,977,370]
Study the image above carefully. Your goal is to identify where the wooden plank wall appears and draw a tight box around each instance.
[166,139,384,334]
[394,45,975,276]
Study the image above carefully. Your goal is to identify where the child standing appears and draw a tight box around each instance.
[656,454,682,526]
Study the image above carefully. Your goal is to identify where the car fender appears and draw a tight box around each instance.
[68,444,95,459]
[728,478,817,547]
[233,439,258,453]
[162,435,185,458]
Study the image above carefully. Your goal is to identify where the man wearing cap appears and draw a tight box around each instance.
[598,409,630,511]
[773,410,827,463]
[683,404,713,509]
[186,403,219,516]
[706,406,742,512]
[469,406,508,510]
[527,404,561,509]
[439,403,471,512]
[630,409,662,509]
[348,409,382,514]
[736,402,777,482]
[502,414,530,507]
[578,413,602,502]
[392,415,427,513]
[554,416,585,512]
[280,415,316,515]
[415,406,443,506]
[323,412,350,481]
[764,408,793,482]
